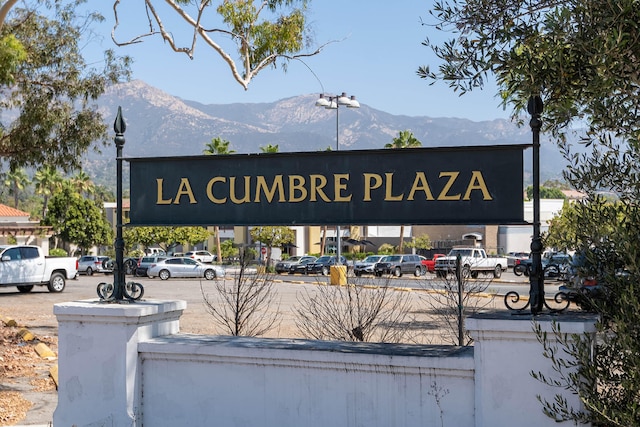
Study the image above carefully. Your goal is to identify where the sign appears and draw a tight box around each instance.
[261,247,267,255]
[128,145,526,226]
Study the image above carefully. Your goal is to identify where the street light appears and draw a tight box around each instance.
[315,92,360,263]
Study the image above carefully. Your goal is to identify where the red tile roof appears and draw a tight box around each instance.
[0,204,30,218]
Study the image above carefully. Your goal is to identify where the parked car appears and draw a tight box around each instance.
[146,257,225,280]
[275,255,316,274]
[420,254,446,273]
[353,255,386,276]
[289,256,319,274]
[135,255,167,277]
[306,255,347,275]
[374,254,424,277]
[78,255,112,276]
[185,250,216,263]
[505,251,530,268]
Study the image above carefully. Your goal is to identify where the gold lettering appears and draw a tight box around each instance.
[310,174,331,202]
[407,172,435,200]
[156,179,172,205]
[289,175,307,202]
[173,178,197,204]
[363,173,382,201]
[463,171,493,200]
[334,174,352,202]
[438,172,461,200]
[255,175,285,203]
[384,173,404,201]
[229,176,251,204]
[206,177,227,204]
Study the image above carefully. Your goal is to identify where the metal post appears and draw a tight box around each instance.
[527,95,544,314]
[335,102,341,264]
[113,106,126,301]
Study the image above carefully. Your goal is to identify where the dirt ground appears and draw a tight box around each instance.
[0,321,57,426]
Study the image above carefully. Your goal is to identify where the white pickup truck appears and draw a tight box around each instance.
[0,245,78,293]
[434,247,508,279]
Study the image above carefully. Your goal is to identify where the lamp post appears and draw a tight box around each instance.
[96,106,143,302]
[528,95,545,314]
[113,106,126,300]
[315,92,360,263]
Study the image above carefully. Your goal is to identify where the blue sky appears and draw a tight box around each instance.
[84,1,510,122]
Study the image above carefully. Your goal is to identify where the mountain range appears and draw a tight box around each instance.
[87,80,569,189]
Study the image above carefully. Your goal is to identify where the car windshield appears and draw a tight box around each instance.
[363,256,383,263]
[287,256,302,262]
[316,256,332,262]
[387,256,402,262]
[449,249,473,257]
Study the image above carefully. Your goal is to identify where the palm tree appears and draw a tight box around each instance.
[260,144,279,153]
[34,166,63,218]
[386,130,422,252]
[3,168,29,209]
[70,170,94,198]
[203,137,235,263]
[203,137,236,155]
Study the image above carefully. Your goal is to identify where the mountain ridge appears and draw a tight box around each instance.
[87,80,567,188]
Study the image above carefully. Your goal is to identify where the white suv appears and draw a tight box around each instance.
[185,250,216,263]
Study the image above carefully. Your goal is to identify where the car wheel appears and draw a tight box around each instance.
[493,265,503,278]
[159,269,170,280]
[471,270,479,279]
[513,264,525,276]
[48,272,66,292]
[321,266,329,276]
[355,271,361,277]
[17,285,34,293]
[393,267,402,277]
[414,266,422,277]
[86,267,93,276]
[204,269,216,280]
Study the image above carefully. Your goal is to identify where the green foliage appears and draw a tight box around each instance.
[203,137,235,155]
[124,226,211,254]
[385,130,422,149]
[0,0,131,171]
[220,239,239,261]
[377,243,395,255]
[43,184,113,253]
[0,34,26,85]
[49,248,68,257]
[406,234,432,250]
[423,2,640,419]
[260,144,279,153]
[525,185,566,200]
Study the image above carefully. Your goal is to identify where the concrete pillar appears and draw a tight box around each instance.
[467,311,597,427]
[53,299,186,427]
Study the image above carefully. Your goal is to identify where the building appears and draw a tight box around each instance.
[0,203,52,251]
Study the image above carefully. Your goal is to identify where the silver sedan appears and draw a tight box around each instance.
[146,257,224,280]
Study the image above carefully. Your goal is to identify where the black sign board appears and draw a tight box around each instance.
[128,145,526,226]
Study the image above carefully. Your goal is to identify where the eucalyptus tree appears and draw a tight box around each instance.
[111,0,322,90]
[421,1,640,424]
[385,130,422,252]
[0,0,131,172]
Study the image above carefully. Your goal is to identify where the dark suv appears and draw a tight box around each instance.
[306,255,347,275]
[374,254,424,277]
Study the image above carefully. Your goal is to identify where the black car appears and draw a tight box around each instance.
[276,255,316,274]
[288,256,318,274]
[306,255,347,275]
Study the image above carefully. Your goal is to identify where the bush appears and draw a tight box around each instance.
[49,248,68,257]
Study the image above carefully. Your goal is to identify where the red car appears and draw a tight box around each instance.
[421,254,446,273]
